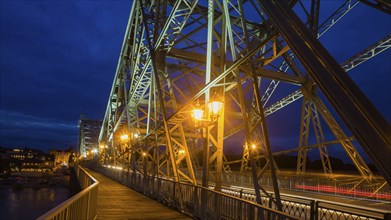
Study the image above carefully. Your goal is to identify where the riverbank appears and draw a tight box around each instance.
[0,167,70,189]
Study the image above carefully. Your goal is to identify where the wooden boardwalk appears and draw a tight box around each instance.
[85,168,191,220]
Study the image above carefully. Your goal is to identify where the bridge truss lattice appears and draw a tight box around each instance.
[97,0,391,209]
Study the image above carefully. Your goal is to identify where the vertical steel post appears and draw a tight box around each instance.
[201,0,215,217]
[297,97,311,175]
[201,128,209,219]
[250,67,283,211]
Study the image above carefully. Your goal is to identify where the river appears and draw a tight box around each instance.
[0,186,74,220]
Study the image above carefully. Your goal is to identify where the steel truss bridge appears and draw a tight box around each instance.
[84,0,391,218]
[78,116,102,157]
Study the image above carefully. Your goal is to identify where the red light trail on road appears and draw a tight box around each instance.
[294,185,391,201]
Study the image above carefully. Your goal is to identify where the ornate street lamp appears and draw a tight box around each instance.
[191,96,223,126]
[191,93,224,216]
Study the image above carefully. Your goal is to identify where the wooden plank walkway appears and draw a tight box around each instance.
[84,168,191,220]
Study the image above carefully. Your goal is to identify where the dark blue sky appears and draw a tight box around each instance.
[1,0,132,151]
[0,1,390,155]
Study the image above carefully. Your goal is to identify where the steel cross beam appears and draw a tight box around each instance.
[317,0,359,38]
[259,0,391,184]
[341,34,391,71]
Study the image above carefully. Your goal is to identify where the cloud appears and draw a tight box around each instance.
[0,110,78,150]
[0,110,75,129]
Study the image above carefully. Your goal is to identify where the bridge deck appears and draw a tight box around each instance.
[85,168,190,220]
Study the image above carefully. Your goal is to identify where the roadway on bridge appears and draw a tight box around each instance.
[226,183,391,212]
[84,168,191,220]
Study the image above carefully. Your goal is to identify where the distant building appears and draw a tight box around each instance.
[0,147,55,177]
[78,115,102,157]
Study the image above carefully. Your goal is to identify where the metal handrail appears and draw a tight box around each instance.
[93,165,297,220]
[37,165,99,220]
[220,184,391,220]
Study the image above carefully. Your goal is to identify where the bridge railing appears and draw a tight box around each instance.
[220,186,391,220]
[37,165,98,220]
[91,164,296,220]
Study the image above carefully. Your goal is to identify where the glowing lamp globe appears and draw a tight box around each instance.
[192,108,204,121]
[208,100,223,119]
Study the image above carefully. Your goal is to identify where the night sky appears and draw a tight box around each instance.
[0,1,390,154]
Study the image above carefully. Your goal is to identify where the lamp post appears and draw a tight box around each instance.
[191,98,223,185]
[120,131,141,184]
[118,133,129,170]
[191,96,223,219]
[99,143,107,164]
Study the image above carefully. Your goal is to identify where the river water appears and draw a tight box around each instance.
[0,187,73,220]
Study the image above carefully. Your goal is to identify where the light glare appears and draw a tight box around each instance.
[192,108,204,121]
[120,134,129,141]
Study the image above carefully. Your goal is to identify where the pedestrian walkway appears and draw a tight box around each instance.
[84,168,191,220]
